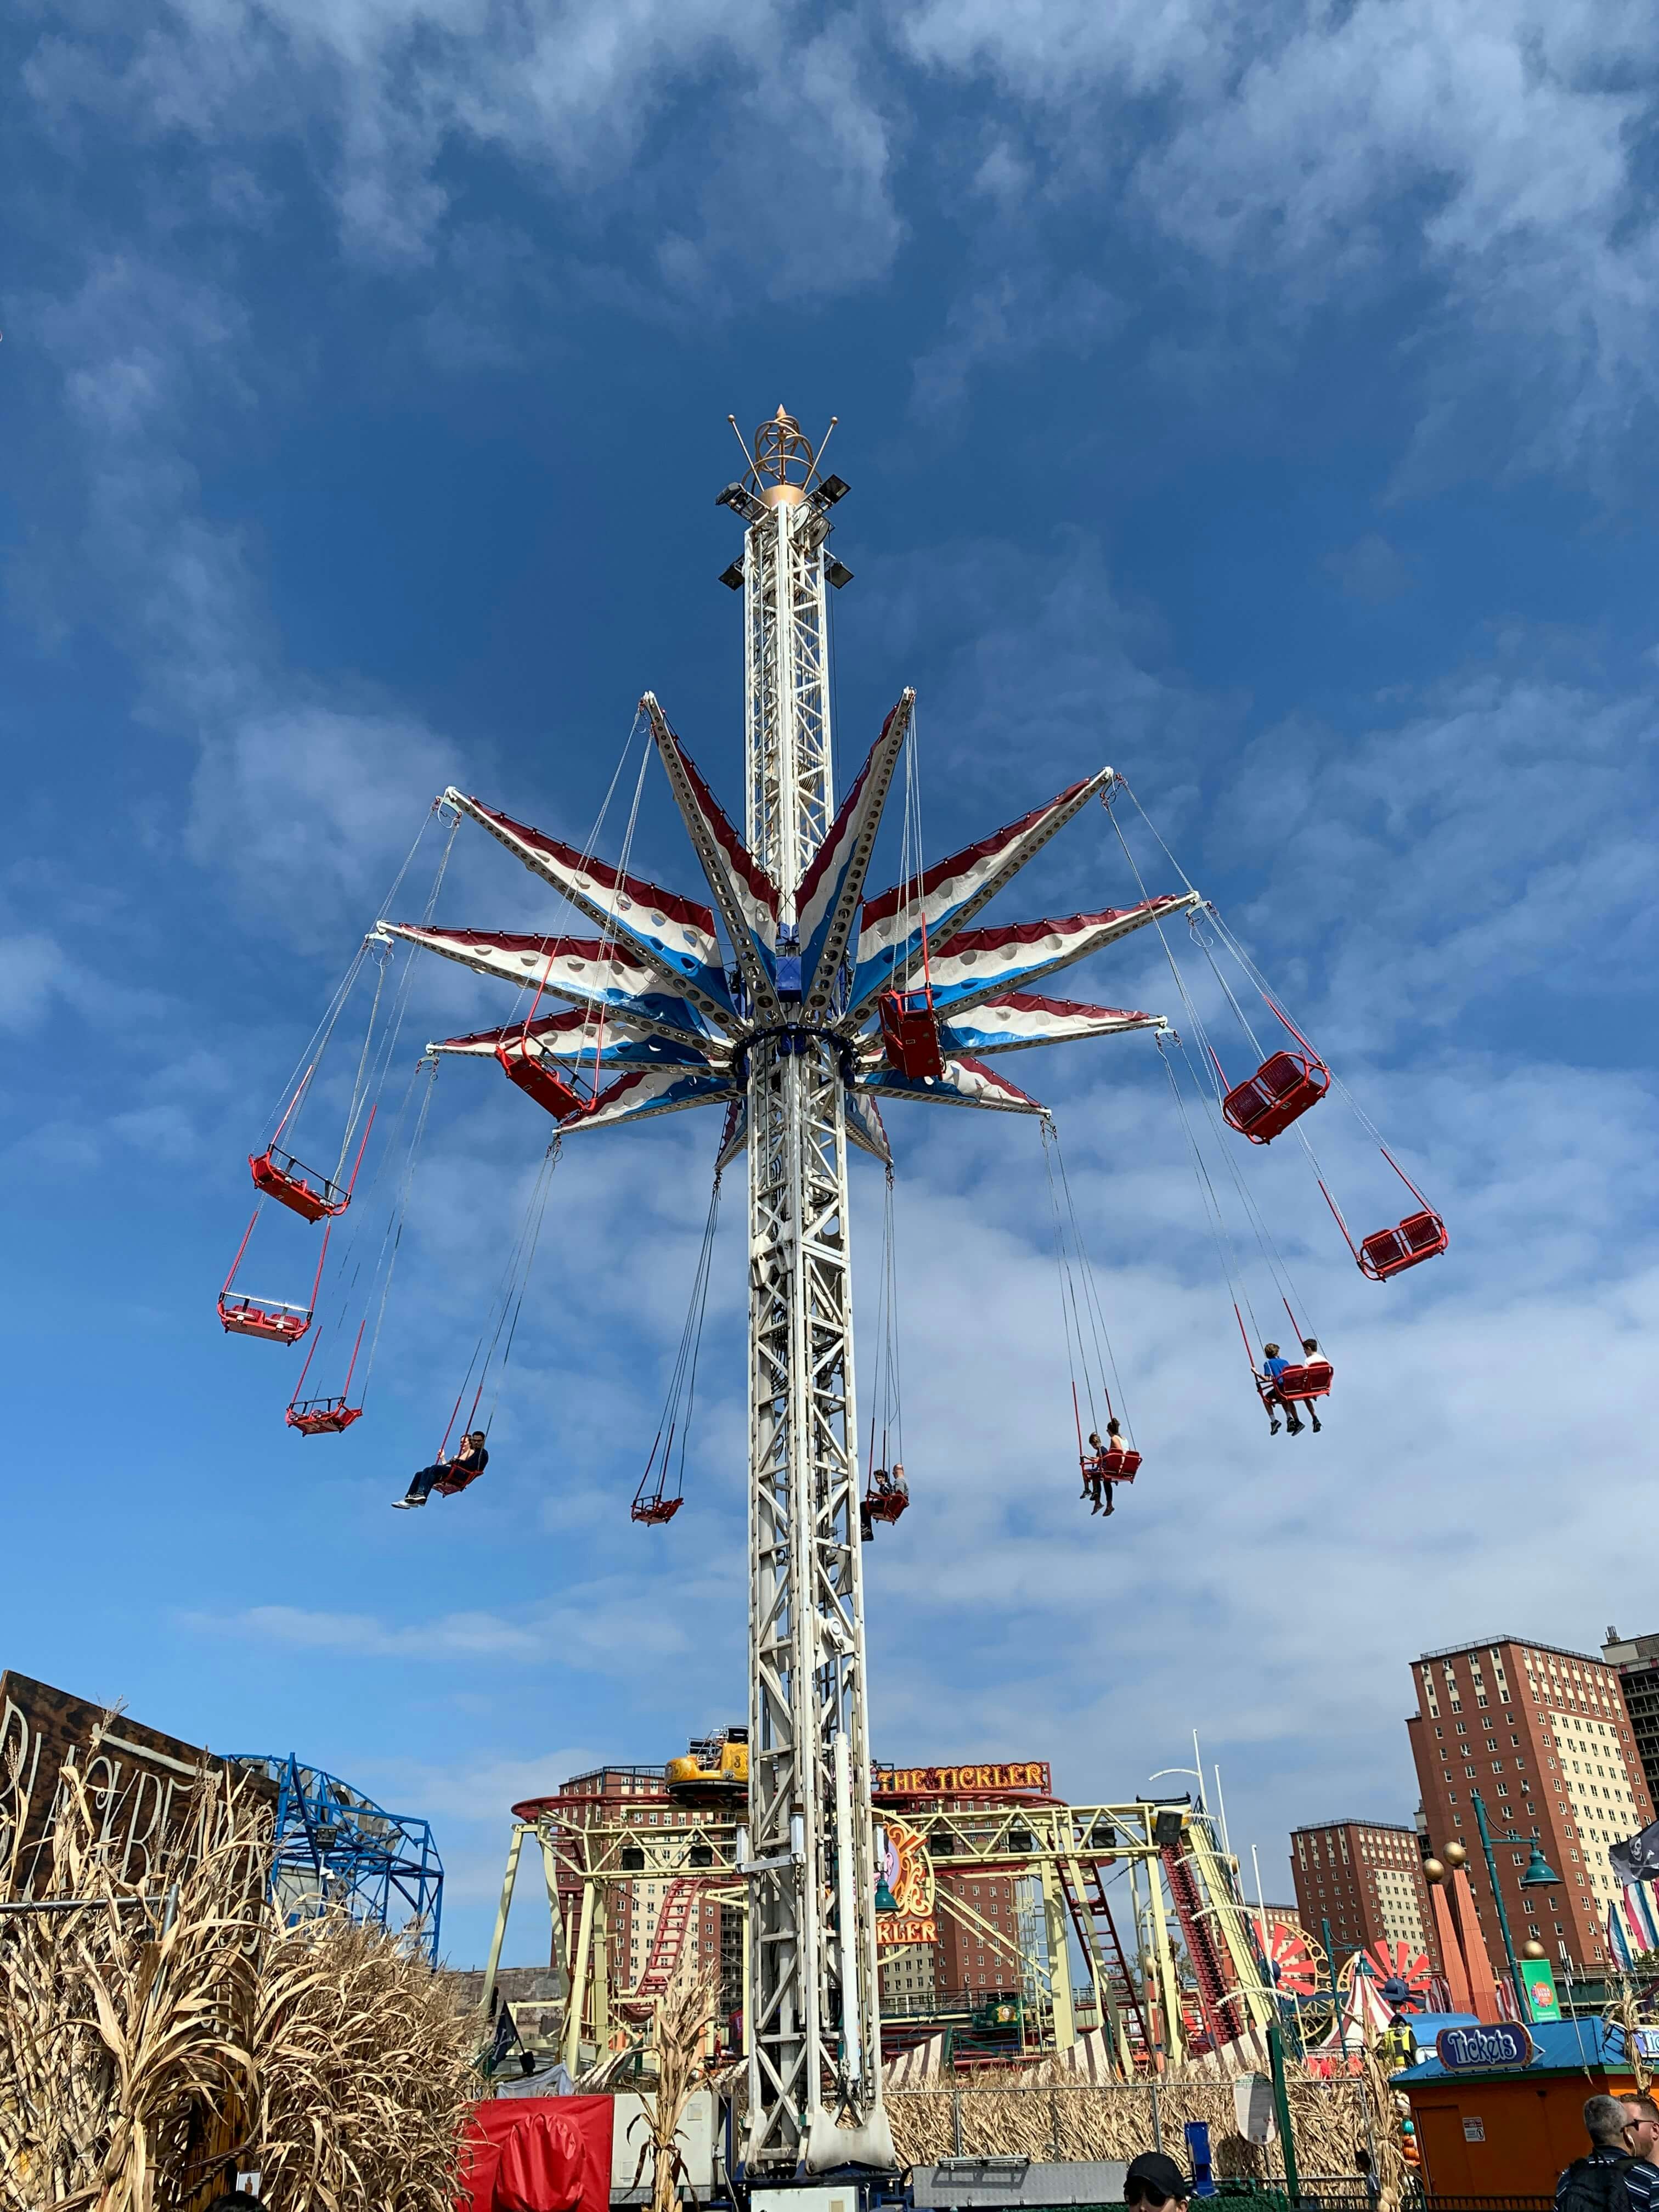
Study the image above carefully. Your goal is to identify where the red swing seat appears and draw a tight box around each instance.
[432,1463,486,1497]
[1222,1050,1330,1144]
[631,1496,684,1526]
[877,990,945,1082]
[1360,1209,1448,1281]
[497,1039,592,1122]
[218,1293,312,1345]
[249,1146,350,1223]
[865,1482,910,1526]
[285,1397,364,1436]
[1081,1448,1141,1482]
[1273,1360,1334,1403]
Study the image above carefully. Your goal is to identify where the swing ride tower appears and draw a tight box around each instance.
[730,410,887,2174]
[377,405,1211,2171]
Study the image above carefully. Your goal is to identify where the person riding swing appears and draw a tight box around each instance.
[394,1430,489,1509]
[1255,1342,1302,1436]
[1083,1420,1128,1515]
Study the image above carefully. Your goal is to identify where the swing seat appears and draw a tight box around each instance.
[218,1293,311,1345]
[249,1146,349,1222]
[285,1397,364,1436]
[1274,1361,1333,1403]
[1081,1449,1141,1482]
[496,1042,587,1122]
[1221,1051,1330,1144]
[865,1486,909,1525]
[877,991,945,1082]
[632,1496,683,1526]
[432,1464,485,1497]
[1359,1209,1447,1281]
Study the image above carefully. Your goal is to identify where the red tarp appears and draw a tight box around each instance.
[459,2097,614,2212]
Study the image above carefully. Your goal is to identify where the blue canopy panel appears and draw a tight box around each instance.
[430,1008,715,1071]
[381,925,721,1051]
[936,992,1167,1057]
[441,788,739,1034]
[569,1065,740,1133]
[845,768,1116,1018]
[645,698,781,1016]
[919,897,1201,1021]
[854,1055,1046,1115]
[795,692,912,1012]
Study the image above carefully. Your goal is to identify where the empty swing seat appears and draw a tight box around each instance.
[249,1146,349,1222]
[218,1293,312,1345]
[631,1496,684,1526]
[497,1040,588,1121]
[877,991,946,1082]
[1273,1360,1334,1403]
[1221,1051,1330,1144]
[1359,1209,1448,1281]
[285,1397,364,1436]
[1081,1448,1141,1483]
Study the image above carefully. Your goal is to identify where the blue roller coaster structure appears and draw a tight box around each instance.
[230,1753,444,1962]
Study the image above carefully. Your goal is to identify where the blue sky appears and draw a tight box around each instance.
[4,0,1657,1967]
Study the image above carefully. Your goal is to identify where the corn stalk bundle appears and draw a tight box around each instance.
[0,1744,267,2212]
[251,1911,477,2212]
[885,2068,1368,2179]
[0,1723,476,2212]
[620,1966,720,2212]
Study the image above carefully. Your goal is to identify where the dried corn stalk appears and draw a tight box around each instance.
[1,1719,475,2212]
[252,1910,476,2212]
[624,1966,720,2212]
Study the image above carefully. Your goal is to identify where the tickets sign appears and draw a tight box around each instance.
[878,1762,1052,1797]
[1435,2022,1536,2072]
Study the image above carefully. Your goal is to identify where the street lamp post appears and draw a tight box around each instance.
[1469,1791,1561,2019]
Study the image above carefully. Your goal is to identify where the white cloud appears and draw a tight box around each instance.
[898,0,1659,481]
[0,933,71,1030]
[190,1602,546,1656]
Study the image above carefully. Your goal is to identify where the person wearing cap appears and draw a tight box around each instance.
[1124,2152,1192,2211]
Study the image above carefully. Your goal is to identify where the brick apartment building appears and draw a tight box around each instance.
[1407,1637,1654,1973]
[1290,1820,1436,1965]
[934,1867,1023,1996]
[1602,1627,1659,1802]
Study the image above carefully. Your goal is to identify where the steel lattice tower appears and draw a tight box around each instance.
[386,404,1194,2175]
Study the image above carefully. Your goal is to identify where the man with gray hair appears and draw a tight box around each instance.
[1554,2096,1654,2212]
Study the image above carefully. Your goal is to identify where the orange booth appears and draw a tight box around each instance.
[1399,2020,1648,2199]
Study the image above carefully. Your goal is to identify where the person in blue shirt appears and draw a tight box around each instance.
[1255,1343,1304,1436]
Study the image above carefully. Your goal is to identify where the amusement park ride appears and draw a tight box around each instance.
[223,408,1448,2171]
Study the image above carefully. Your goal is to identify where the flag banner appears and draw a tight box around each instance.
[1521,1957,1562,2024]
[1610,1817,1659,1885]
[1625,1881,1659,1956]
[1609,1899,1635,1971]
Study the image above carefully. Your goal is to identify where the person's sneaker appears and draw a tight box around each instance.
[1091,1499,1102,1515]
[1310,1415,1323,1433]
[1103,1496,1115,1516]
[1269,1419,1282,1435]
[392,1498,414,1509]
[1287,1419,1305,1435]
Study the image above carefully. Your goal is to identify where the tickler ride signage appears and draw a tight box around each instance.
[1435,2022,1537,2072]
[877,1762,1052,1797]
[875,1815,935,1946]
[877,1916,938,1948]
